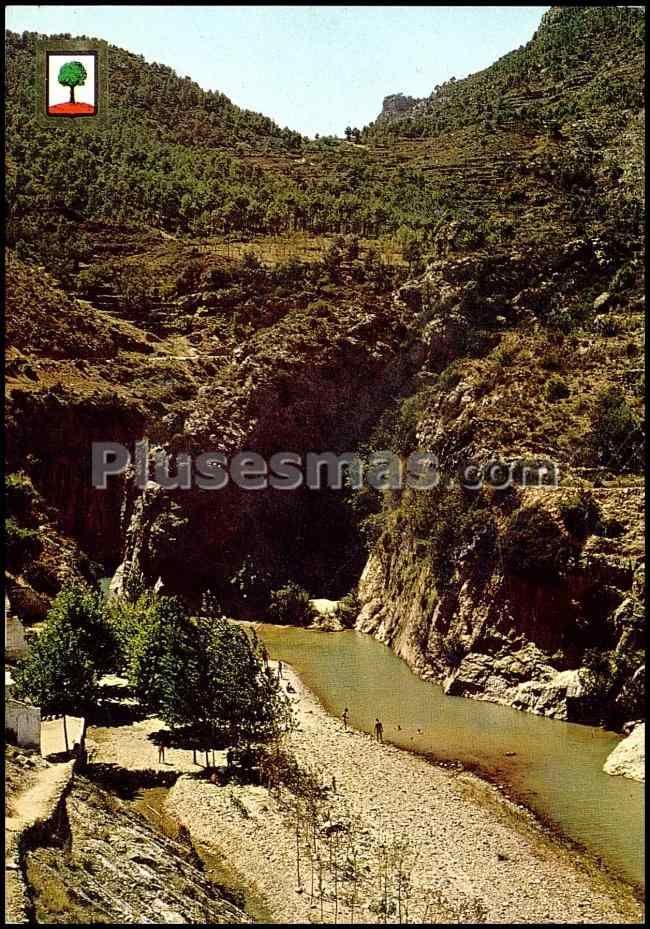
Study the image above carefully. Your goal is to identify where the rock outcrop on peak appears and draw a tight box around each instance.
[377,92,419,121]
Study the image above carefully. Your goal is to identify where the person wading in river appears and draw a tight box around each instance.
[374,718,384,743]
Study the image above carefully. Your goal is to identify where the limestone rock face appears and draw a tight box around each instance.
[443,649,591,720]
[26,776,251,924]
[311,598,339,617]
[377,92,418,121]
[603,723,645,782]
[357,480,645,725]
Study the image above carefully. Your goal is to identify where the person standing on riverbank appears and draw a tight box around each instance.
[374,718,384,743]
[278,660,283,679]
[342,707,349,729]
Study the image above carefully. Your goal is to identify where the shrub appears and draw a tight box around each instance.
[545,375,570,401]
[5,472,36,519]
[581,646,645,724]
[123,569,146,604]
[440,629,467,668]
[438,362,462,390]
[500,506,574,582]
[5,518,41,569]
[486,215,514,243]
[493,334,519,367]
[268,582,315,627]
[453,217,485,250]
[460,327,495,358]
[587,387,644,473]
[410,485,497,586]
[539,345,564,371]
[321,239,344,279]
[24,561,60,596]
[343,234,360,261]
[396,226,425,265]
[254,744,306,793]
[592,314,620,337]
[334,591,360,628]
[545,307,576,334]
[610,262,636,294]
[76,265,109,294]
[601,516,624,539]
[365,394,424,456]
[560,491,602,539]
[308,299,334,319]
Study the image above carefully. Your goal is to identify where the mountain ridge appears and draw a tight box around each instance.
[372,5,644,134]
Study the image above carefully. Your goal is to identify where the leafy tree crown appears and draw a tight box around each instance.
[58,60,87,89]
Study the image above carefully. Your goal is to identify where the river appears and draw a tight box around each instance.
[254,623,644,889]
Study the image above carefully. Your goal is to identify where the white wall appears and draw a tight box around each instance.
[6,699,41,751]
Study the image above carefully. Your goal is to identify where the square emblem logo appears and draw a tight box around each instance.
[46,51,98,116]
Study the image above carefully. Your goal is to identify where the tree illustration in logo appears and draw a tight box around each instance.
[58,60,87,104]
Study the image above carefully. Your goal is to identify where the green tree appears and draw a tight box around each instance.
[128,595,188,712]
[12,614,98,714]
[268,582,315,627]
[105,589,158,671]
[11,580,121,719]
[57,60,87,104]
[195,618,290,745]
[129,596,290,754]
[47,582,119,675]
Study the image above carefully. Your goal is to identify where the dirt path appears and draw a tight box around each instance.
[5,758,74,924]
[166,663,643,925]
[5,763,72,838]
[88,716,214,774]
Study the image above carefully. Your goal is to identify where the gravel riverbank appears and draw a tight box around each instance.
[166,663,643,924]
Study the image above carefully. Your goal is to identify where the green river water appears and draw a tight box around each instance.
[254,623,644,889]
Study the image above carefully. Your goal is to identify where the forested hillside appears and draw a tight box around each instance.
[7,30,454,276]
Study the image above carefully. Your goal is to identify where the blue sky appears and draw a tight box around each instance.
[5,5,548,136]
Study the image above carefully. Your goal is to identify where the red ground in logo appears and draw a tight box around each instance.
[48,102,96,115]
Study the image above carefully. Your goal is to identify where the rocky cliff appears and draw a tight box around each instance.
[354,234,645,727]
[357,488,644,726]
